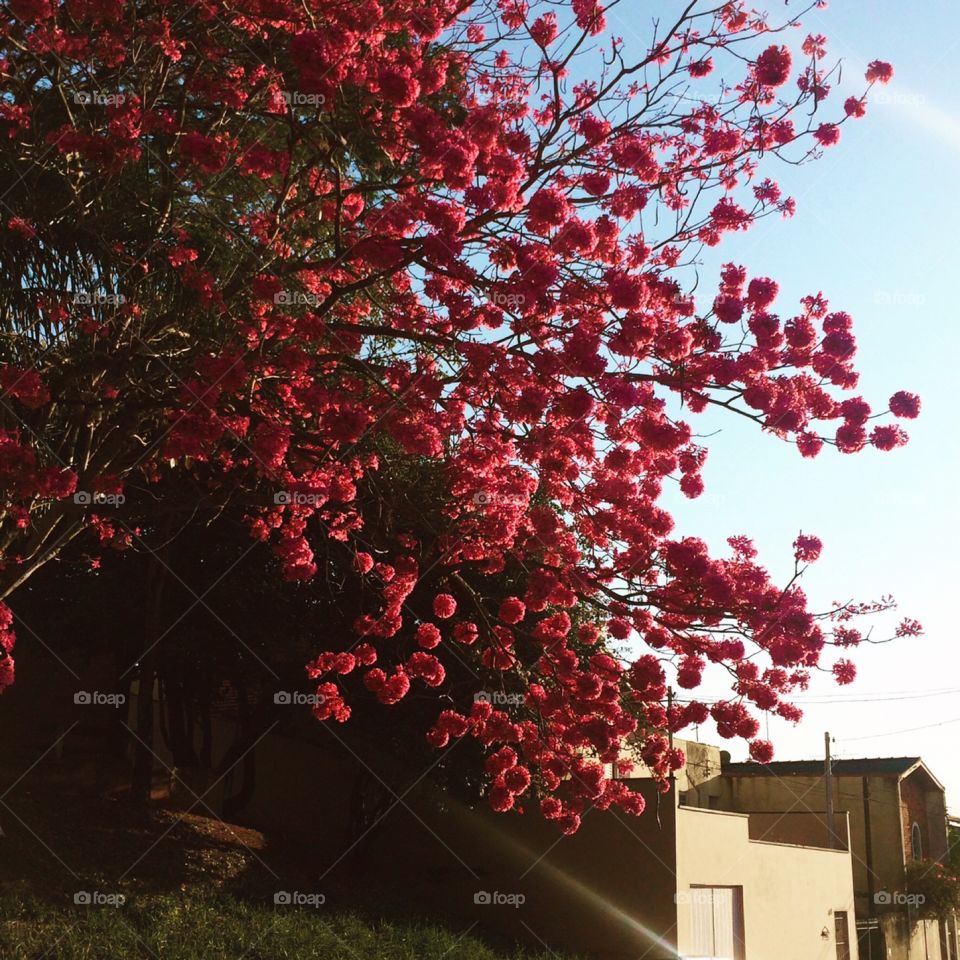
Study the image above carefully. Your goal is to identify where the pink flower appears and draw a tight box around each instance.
[844,96,866,118]
[793,534,822,563]
[572,0,605,34]
[379,669,411,704]
[813,123,840,147]
[746,277,779,310]
[688,58,713,78]
[355,551,374,574]
[871,424,908,451]
[526,187,572,233]
[541,796,563,820]
[432,593,457,619]
[406,651,445,686]
[755,45,792,87]
[415,623,442,649]
[679,473,704,499]
[749,740,774,763]
[498,597,526,624]
[7,216,36,239]
[822,328,855,358]
[354,643,377,666]
[580,173,610,199]
[529,12,558,47]
[677,655,704,689]
[840,397,871,425]
[579,623,600,645]
[607,617,631,640]
[833,659,857,685]
[453,621,479,645]
[377,65,421,107]
[503,765,531,794]
[178,131,228,173]
[606,272,645,309]
[865,60,894,84]
[714,294,744,324]
[311,682,351,723]
[485,746,517,777]
[836,423,866,453]
[889,391,920,419]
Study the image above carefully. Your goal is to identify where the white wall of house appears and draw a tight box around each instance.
[675,806,859,960]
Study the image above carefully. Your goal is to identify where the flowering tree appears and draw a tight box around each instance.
[0,0,922,831]
[904,861,960,922]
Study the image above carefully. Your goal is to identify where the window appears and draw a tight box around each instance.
[835,911,851,960]
[687,886,745,960]
[912,822,923,861]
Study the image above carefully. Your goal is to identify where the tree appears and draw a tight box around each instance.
[0,0,921,831]
[904,860,960,923]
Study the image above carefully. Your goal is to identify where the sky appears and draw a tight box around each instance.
[603,1,960,803]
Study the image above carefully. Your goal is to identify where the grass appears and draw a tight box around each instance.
[0,785,568,960]
[0,889,561,960]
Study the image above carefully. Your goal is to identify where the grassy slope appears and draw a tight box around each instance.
[1,891,556,960]
[0,788,564,960]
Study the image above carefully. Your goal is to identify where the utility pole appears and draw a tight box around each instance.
[825,731,836,849]
[667,686,675,789]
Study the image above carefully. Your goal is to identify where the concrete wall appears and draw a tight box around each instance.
[747,811,849,850]
[721,773,907,919]
[371,779,681,960]
[676,806,859,960]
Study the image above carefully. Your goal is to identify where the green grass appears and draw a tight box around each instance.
[0,889,561,960]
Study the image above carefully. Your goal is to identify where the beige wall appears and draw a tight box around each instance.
[676,806,859,960]
[720,773,907,919]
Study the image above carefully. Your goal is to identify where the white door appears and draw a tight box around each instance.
[687,886,744,960]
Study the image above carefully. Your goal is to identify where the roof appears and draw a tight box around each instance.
[723,756,933,780]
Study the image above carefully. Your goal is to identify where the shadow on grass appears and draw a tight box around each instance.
[0,787,571,960]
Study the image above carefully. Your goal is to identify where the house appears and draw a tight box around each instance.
[692,751,957,960]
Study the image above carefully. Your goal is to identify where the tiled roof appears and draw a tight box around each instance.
[723,757,923,778]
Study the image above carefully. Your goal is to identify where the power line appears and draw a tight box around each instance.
[671,687,960,706]
[843,716,960,742]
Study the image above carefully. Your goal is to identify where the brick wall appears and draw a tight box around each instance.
[900,774,932,861]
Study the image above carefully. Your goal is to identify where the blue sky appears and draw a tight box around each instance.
[608,1,960,801]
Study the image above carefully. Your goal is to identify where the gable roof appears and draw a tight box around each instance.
[723,756,934,781]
